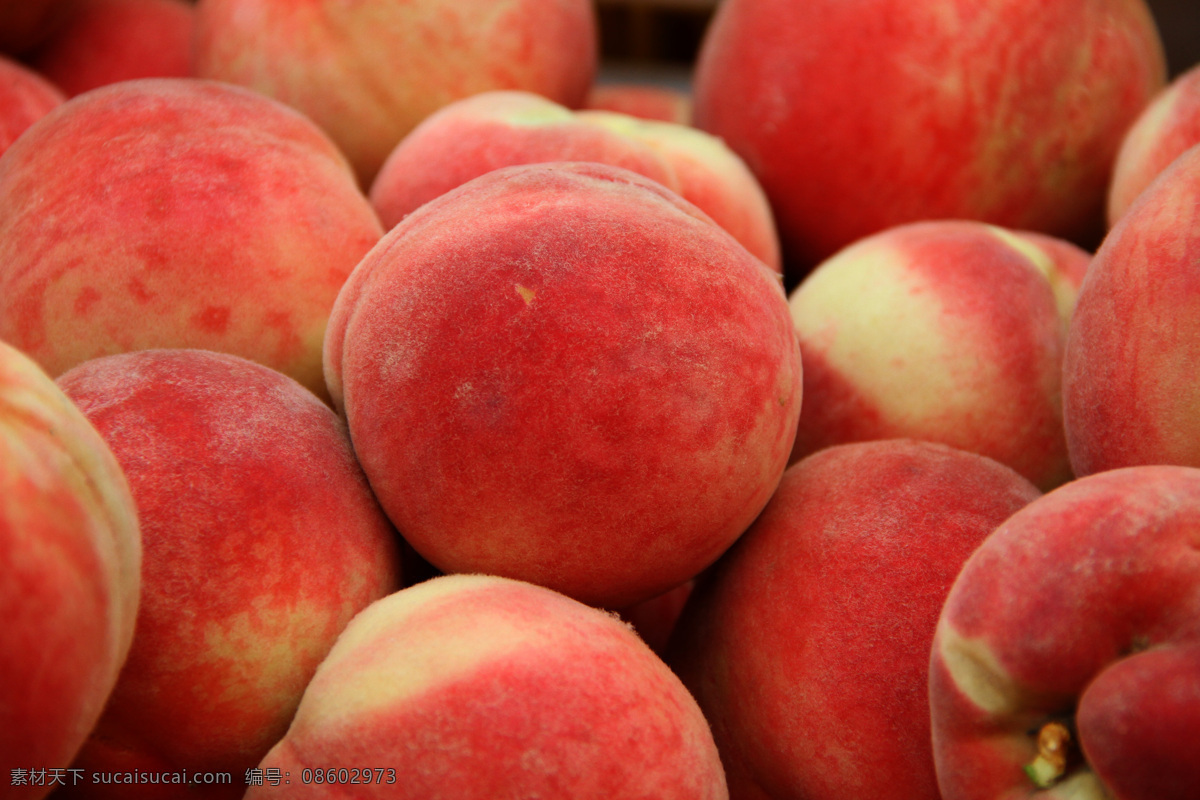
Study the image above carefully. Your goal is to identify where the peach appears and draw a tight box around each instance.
[28,0,194,97]
[368,92,676,229]
[57,349,402,798]
[247,574,728,800]
[930,465,1200,800]
[326,162,800,609]
[667,439,1040,800]
[369,91,781,270]
[0,55,64,157]
[1063,141,1200,476]
[584,82,692,124]
[0,341,140,800]
[0,78,382,401]
[788,220,1081,490]
[1109,63,1200,224]
[193,0,597,186]
[694,0,1165,273]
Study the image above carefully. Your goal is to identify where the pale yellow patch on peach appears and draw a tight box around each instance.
[574,108,648,138]
[935,624,1024,717]
[985,226,1077,323]
[200,595,341,711]
[473,91,578,127]
[789,240,999,437]
[286,576,574,730]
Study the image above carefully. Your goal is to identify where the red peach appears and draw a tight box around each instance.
[1,341,140,800]
[247,574,728,800]
[930,466,1200,800]
[368,91,676,230]
[57,349,402,798]
[788,220,1077,490]
[193,0,597,186]
[28,0,194,97]
[1063,141,1200,475]
[694,0,1165,273]
[0,55,64,157]
[667,439,1040,800]
[327,162,800,609]
[0,78,382,401]
[369,91,781,271]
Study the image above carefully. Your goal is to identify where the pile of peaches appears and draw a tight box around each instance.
[2,1,1198,799]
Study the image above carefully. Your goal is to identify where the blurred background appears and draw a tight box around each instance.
[594,0,1200,86]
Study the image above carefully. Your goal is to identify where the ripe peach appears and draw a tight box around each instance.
[930,466,1200,800]
[788,220,1079,490]
[0,341,140,800]
[28,0,194,97]
[369,91,780,270]
[694,0,1165,273]
[327,162,800,609]
[668,439,1040,800]
[0,55,64,157]
[1063,141,1200,475]
[247,574,728,800]
[193,0,597,186]
[0,78,382,401]
[57,349,402,798]
[368,92,676,229]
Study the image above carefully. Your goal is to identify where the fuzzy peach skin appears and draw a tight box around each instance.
[193,0,597,186]
[929,466,1200,800]
[0,79,382,402]
[667,439,1040,800]
[584,83,692,125]
[28,0,194,97]
[788,220,1081,490]
[369,91,781,271]
[247,574,728,800]
[1108,63,1200,224]
[57,349,402,799]
[0,0,75,54]
[1063,142,1200,476]
[0,55,64,157]
[327,162,800,609]
[693,0,1165,274]
[0,341,140,800]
